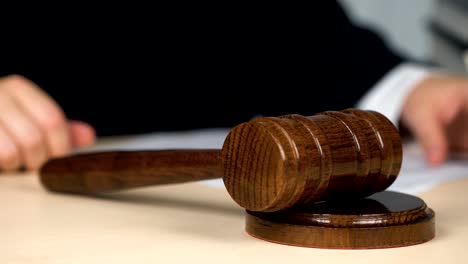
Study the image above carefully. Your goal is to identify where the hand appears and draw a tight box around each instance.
[0,75,96,171]
[401,74,468,166]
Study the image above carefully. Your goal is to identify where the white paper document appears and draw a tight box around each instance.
[389,142,468,194]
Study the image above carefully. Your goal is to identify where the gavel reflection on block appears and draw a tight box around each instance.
[40,109,435,249]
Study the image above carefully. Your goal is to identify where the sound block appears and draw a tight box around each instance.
[246,191,435,249]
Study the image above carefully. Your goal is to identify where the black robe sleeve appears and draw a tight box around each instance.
[0,1,405,136]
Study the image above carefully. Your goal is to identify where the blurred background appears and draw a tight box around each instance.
[340,0,468,74]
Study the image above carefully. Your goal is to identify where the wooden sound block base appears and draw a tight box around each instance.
[246,191,435,249]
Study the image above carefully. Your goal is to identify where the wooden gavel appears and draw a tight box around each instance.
[40,109,402,212]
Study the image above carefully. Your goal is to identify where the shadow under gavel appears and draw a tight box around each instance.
[40,109,402,213]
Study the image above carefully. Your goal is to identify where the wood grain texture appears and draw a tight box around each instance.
[221,109,402,212]
[246,191,435,249]
[38,109,437,249]
[40,150,222,194]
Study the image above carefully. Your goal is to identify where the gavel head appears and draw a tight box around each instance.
[221,109,402,212]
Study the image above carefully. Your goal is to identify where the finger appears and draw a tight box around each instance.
[2,76,71,157]
[407,112,448,166]
[0,91,48,170]
[69,121,96,148]
[0,125,21,170]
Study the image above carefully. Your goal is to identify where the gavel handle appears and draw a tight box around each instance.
[39,149,222,194]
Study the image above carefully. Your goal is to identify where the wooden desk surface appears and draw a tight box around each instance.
[2,173,468,264]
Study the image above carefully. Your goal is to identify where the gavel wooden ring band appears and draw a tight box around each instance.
[245,191,435,249]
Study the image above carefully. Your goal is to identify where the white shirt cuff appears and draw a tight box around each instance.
[356,63,431,126]
[464,50,468,73]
